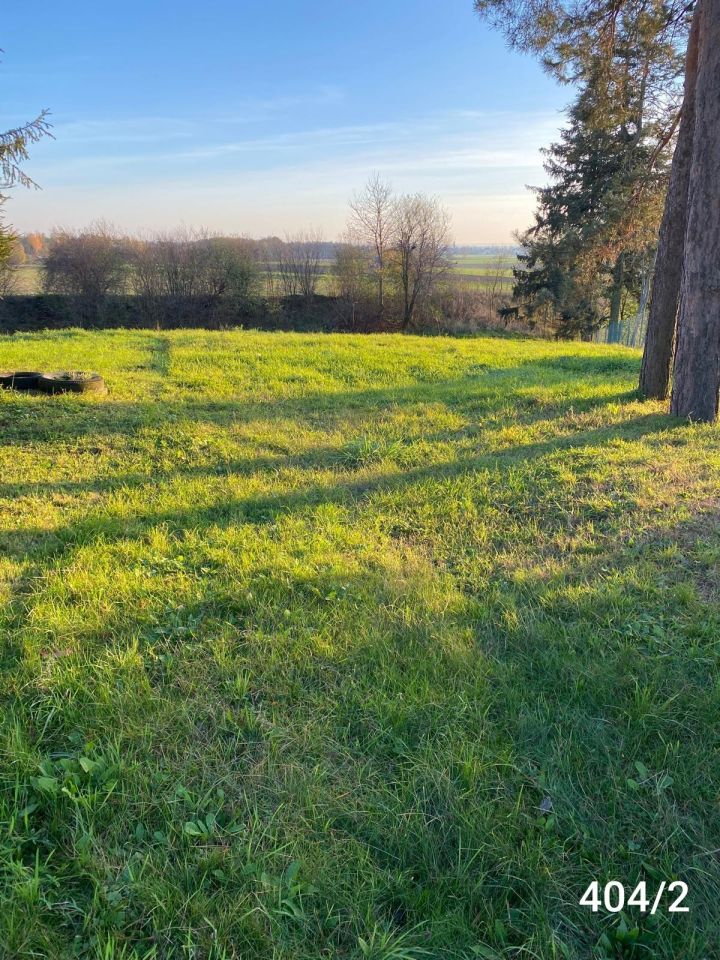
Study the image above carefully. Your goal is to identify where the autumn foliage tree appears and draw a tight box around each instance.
[24,232,46,259]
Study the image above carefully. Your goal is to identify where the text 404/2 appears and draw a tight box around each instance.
[580,881,689,915]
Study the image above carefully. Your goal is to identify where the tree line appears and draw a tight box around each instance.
[2,180,469,332]
[4,2,719,417]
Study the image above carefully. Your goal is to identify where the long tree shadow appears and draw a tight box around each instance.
[0,413,681,563]
[0,392,654,501]
[4,478,717,956]
[0,360,640,447]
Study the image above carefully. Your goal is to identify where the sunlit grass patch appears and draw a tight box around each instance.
[0,329,718,958]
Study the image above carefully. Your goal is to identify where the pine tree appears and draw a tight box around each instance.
[475,1,691,340]
[511,67,668,339]
[474,1,691,94]
[0,82,52,271]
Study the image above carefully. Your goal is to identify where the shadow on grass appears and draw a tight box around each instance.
[9,486,718,948]
[0,358,641,447]
[6,342,720,957]
[1,413,681,563]
[0,390,653,501]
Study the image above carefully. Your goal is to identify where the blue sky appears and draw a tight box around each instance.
[3,0,570,242]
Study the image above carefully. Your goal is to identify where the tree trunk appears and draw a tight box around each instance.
[607,253,625,343]
[639,3,701,399]
[629,255,654,347]
[671,0,720,422]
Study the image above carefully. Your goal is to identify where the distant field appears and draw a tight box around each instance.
[450,254,517,288]
[9,254,519,297]
[10,263,43,295]
[259,254,518,293]
[1,329,718,958]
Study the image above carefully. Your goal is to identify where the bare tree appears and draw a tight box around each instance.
[43,222,127,316]
[257,237,281,298]
[276,231,324,299]
[348,173,398,319]
[393,193,452,329]
[152,226,207,303]
[487,252,510,317]
[128,235,164,327]
[130,228,258,327]
[275,237,300,298]
[333,239,374,329]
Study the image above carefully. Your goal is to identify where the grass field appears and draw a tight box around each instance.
[10,253,518,298]
[10,263,43,295]
[450,255,516,289]
[1,329,719,959]
[271,255,517,295]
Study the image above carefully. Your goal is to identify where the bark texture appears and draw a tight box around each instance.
[671,0,720,421]
[639,4,701,399]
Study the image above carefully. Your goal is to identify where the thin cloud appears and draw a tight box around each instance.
[35,110,558,174]
[13,107,559,242]
[51,117,200,144]
[49,87,347,146]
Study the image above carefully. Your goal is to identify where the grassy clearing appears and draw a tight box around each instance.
[0,329,718,959]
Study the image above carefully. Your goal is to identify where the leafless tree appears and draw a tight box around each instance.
[393,193,452,329]
[256,237,281,298]
[128,235,164,327]
[43,222,128,315]
[151,226,208,302]
[487,253,510,316]
[276,230,324,299]
[348,173,398,319]
[130,227,258,327]
[333,239,374,329]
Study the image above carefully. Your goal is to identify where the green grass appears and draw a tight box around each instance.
[1,329,718,959]
[10,255,519,296]
[449,255,517,288]
[11,263,43,295]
